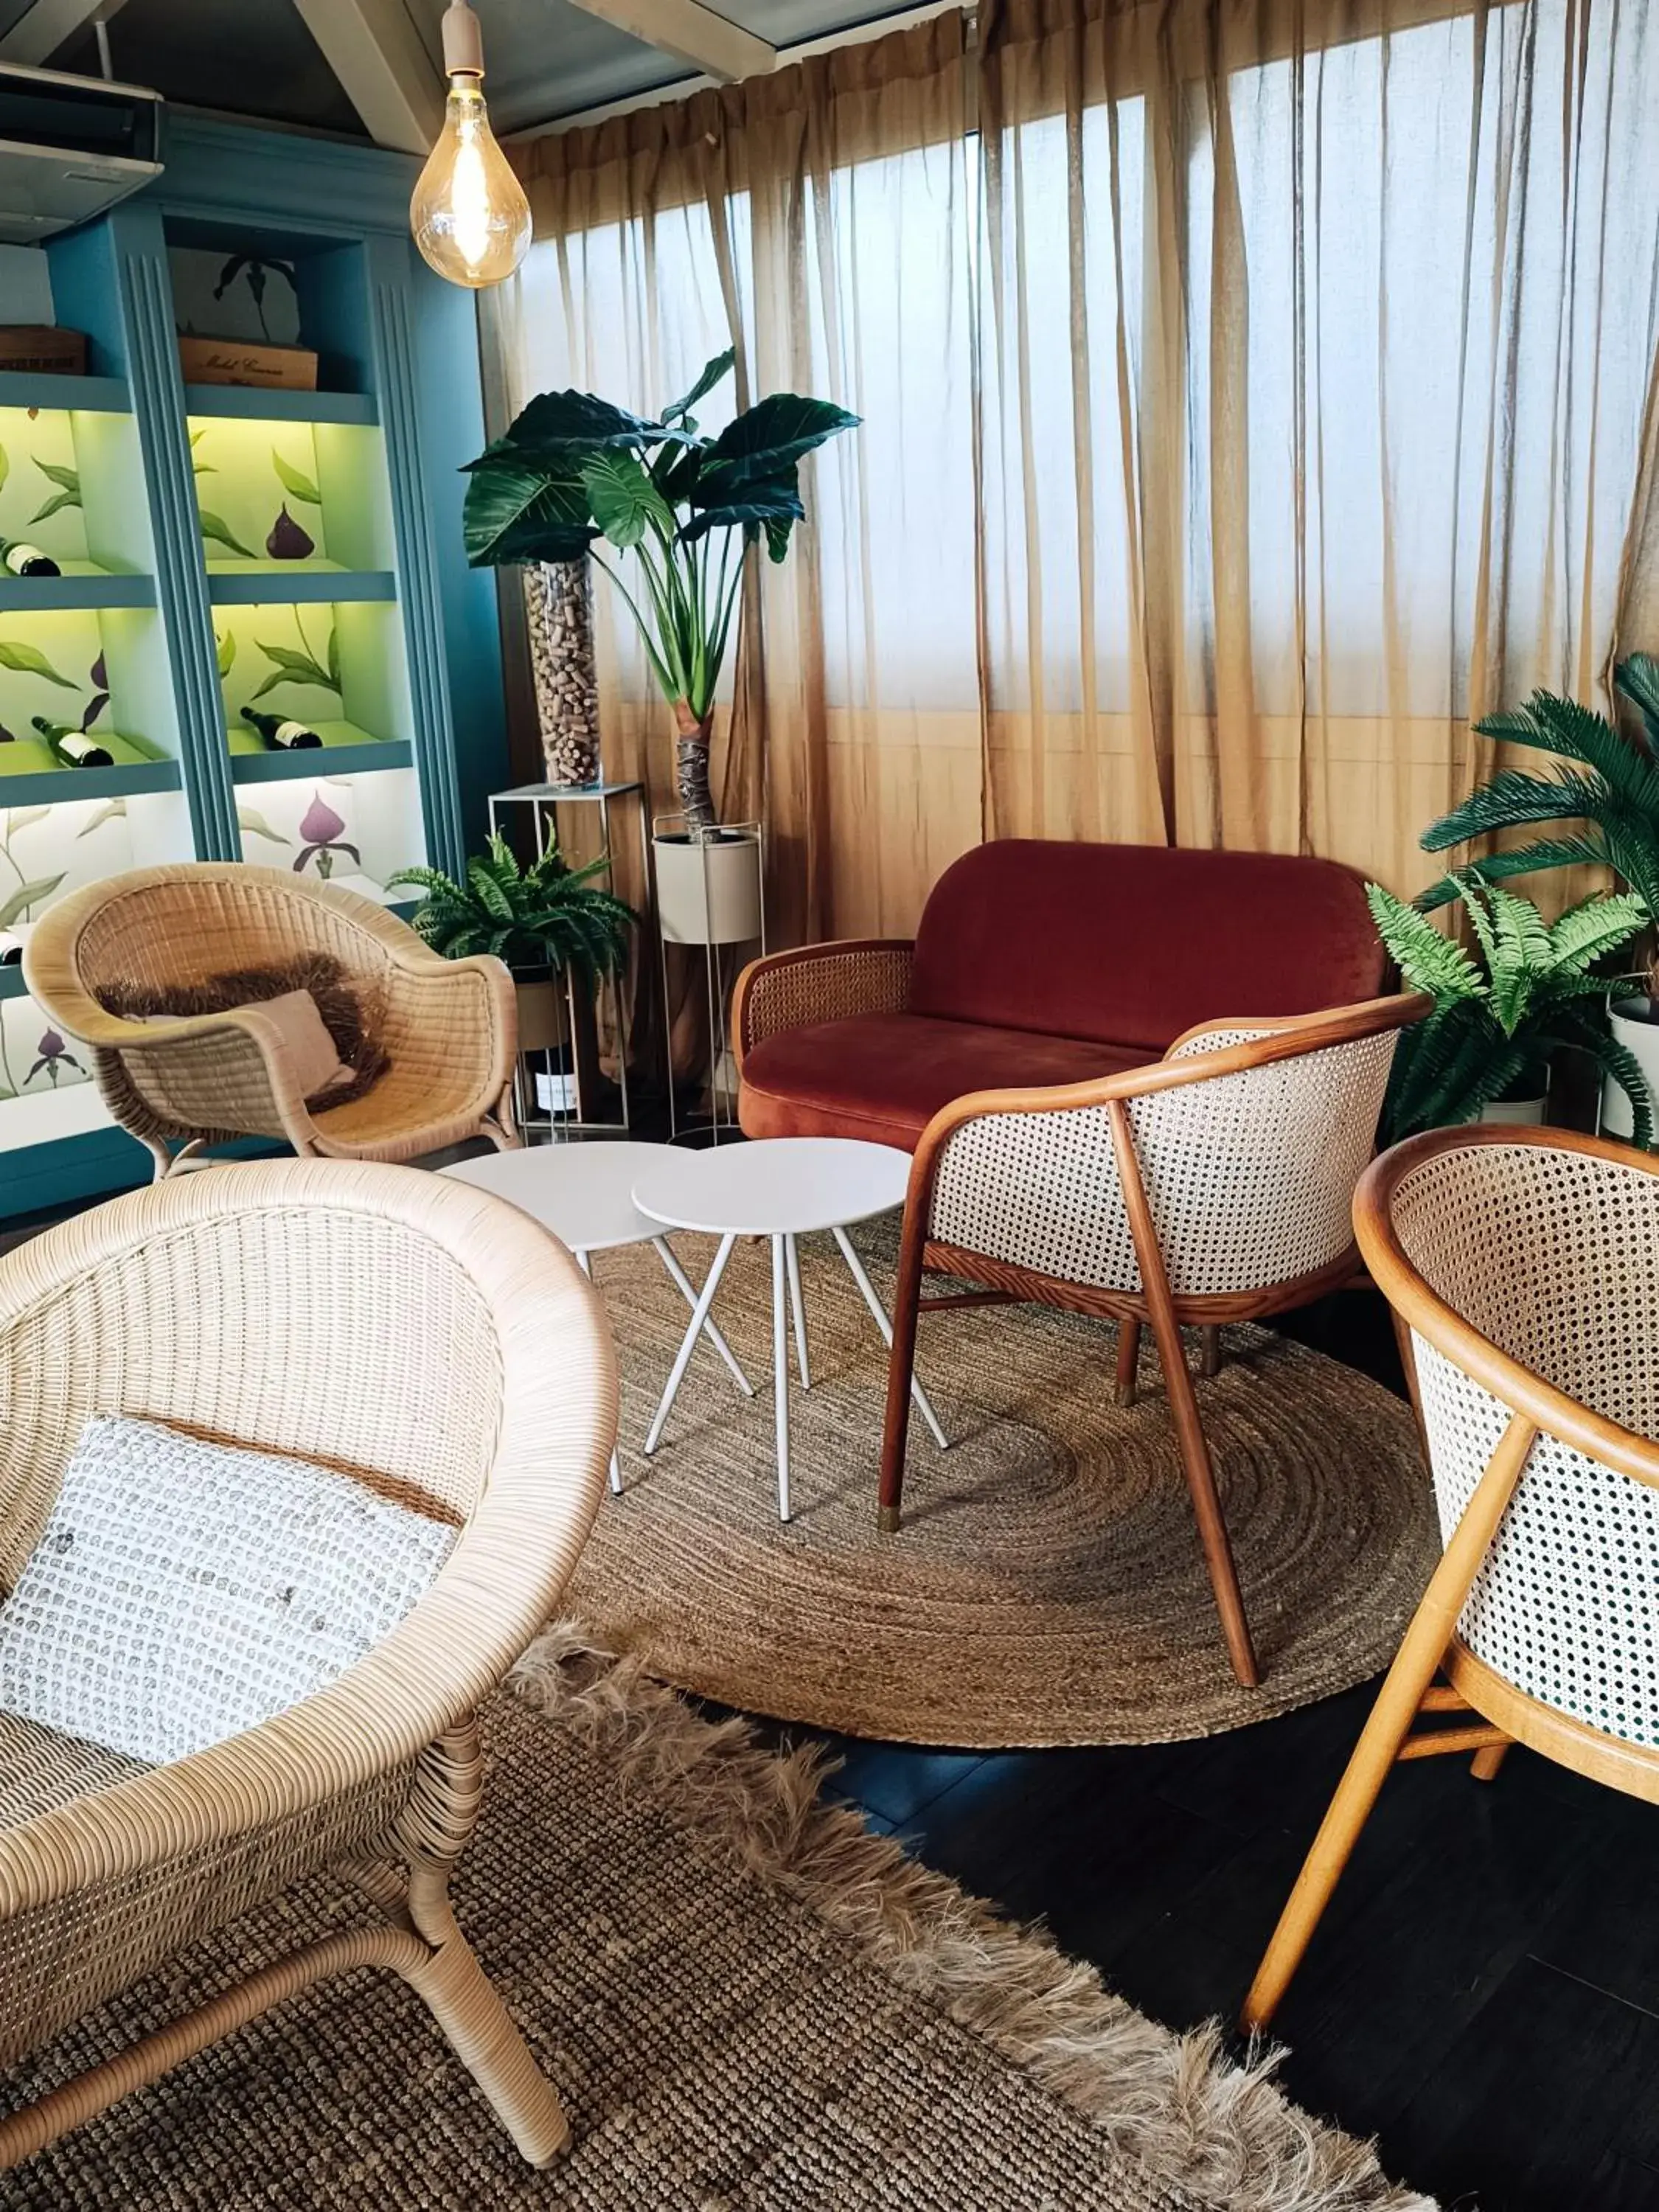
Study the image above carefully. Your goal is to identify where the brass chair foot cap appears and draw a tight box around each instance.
[877,1506,902,1534]
[1114,1385,1137,1410]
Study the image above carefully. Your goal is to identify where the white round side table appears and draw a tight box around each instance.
[631,1138,947,1522]
[441,1141,752,1493]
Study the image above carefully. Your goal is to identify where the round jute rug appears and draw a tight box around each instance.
[568,1225,1438,1747]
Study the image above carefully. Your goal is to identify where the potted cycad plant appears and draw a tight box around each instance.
[1417,653,1659,1136]
[460,348,858,838]
[388,832,634,1054]
[1368,874,1652,1145]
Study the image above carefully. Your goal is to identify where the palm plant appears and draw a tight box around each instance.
[1368,874,1652,1145]
[461,349,858,833]
[1419,654,1659,974]
[387,834,635,990]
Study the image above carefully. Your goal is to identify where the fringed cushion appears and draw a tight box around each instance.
[0,1416,456,1764]
[97,953,390,1112]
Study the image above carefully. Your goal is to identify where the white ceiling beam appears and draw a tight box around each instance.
[290,0,443,157]
[564,0,774,84]
[0,0,128,69]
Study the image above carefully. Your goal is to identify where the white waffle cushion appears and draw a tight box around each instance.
[0,1415,456,1764]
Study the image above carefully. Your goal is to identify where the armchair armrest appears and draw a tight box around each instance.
[733,939,914,1066]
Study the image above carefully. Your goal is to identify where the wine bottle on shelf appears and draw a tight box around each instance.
[240,705,321,750]
[32,715,113,768]
[0,538,60,578]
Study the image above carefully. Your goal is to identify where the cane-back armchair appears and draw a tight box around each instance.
[0,1160,616,2168]
[1244,1125,1659,2029]
[879,993,1429,1688]
[23,863,518,1175]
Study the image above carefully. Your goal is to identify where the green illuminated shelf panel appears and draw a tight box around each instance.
[184,384,378,427]
[206,566,396,605]
[0,738,178,807]
[229,721,411,783]
[0,567,154,612]
[0,372,130,414]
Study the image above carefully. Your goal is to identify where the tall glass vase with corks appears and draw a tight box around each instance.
[524,560,600,787]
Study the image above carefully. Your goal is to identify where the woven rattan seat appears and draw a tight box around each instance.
[21,864,519,1175]
[0,1160,615,2171]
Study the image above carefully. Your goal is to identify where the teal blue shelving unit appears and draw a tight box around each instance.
[0,116,507,1219]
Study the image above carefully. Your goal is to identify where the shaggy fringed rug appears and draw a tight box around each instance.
[568,1228,1438,1746]
[0,1632,1432,2211]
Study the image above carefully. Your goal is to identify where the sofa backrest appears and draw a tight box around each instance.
[908,840,1385,1051]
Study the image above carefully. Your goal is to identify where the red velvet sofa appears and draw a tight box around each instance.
[734,840,1387,1150]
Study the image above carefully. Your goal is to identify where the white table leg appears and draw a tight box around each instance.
[785,1231,810,1388]
[772,1233,791,1522]
[575,1248,622,1495]
[651,1236,753,1397]
[832,1225,949,1450]
[644,1231,738,1456]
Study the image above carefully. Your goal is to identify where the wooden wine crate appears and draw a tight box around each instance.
[178,335,318,391]
[0,326,87,375]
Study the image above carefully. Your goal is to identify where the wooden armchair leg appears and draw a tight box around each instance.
[877,1200,929,1533]
[1240,1414,1537,2032]
[1470,1741,1511,1783]
[1147,1305,1259,1689]
[1115,1318,1142,1408]
[1199,1324,1222,1380]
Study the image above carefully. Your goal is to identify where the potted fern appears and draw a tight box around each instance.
[1418,653,1659,1137]
[388,833,635,1054]
[459,348,858,837]
[1368,874,1652,1145]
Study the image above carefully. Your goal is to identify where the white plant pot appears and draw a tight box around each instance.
[1478,1093,1547,1127]
[1601,997,1659,1143]
[654,831,763,947]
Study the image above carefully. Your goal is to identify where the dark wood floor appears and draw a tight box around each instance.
[6,1189,1654,2208]
[760,1293,1659,2212]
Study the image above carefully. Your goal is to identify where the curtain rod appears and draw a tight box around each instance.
[507,0,974,143]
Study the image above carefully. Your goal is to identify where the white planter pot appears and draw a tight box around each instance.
[1601,997,1659,1143]
[1478,1093,1547,1127]
[654,831,763,947]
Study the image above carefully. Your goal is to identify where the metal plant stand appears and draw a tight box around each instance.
[487,779,650,1141]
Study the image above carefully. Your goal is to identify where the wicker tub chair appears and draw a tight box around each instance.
[0,1160,616,2168]
[1243,1125,1659,2030]
[23,863,518,1174]
[878,993,1429,1688]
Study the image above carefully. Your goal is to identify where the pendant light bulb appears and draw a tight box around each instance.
[411,1,531,290]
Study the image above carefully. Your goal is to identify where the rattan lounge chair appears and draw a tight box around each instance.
[0,1160,616,2168]
[23,863,518,1174]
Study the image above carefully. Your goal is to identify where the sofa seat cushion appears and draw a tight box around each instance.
[740,1012,1147,1149]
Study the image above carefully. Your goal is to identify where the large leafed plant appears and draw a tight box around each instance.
[462,349,858,833]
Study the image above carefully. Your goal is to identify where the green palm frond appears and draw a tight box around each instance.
[1419,769,1610,854]
[1615,653,1659,742]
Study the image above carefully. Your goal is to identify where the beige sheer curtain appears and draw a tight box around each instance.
[979,0,1659,898]
[511,0,1659,938]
